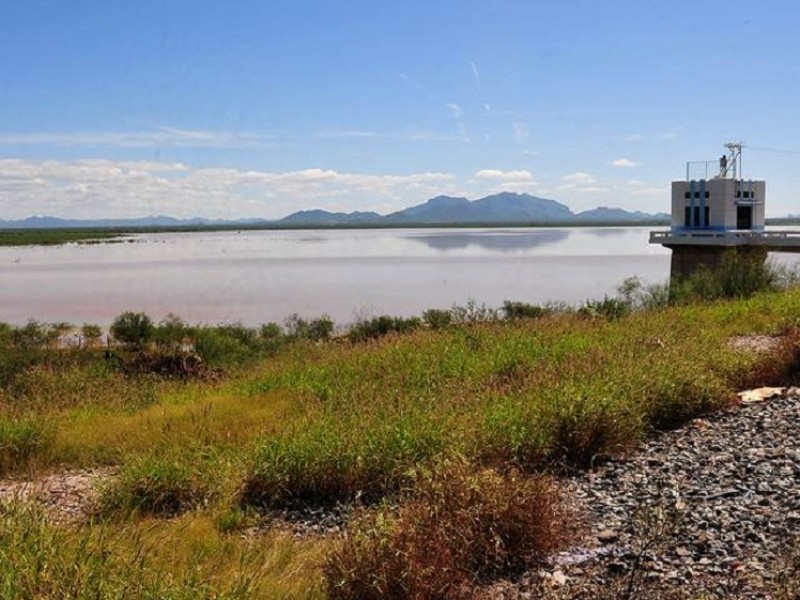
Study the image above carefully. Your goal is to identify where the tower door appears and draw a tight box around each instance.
[736,206,753,230]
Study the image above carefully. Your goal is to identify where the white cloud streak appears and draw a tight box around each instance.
[0,159,457,220]
[0,127,272,148]
[611,158,639,168]
[445,103,468,138]
[475,169,535,182]
[316,129,465,142]
[562,172,596,184]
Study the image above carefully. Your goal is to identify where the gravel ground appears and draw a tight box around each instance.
[488,389,800,599]
[0,468,115,523]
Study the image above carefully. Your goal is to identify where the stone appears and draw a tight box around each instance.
[597,529,619,544]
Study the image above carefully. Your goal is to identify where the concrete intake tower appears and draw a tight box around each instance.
[650,142,800,280]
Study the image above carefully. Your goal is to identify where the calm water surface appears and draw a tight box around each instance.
[0,226,768,325]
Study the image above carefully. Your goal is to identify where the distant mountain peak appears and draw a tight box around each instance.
[0,193,670,229]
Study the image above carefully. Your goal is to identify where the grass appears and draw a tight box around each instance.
[3,284,800,596]
[324,460,568,600]
[0,229,124,246]
[0,502,325,599]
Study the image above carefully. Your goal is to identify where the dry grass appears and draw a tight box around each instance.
[324,460,570,600]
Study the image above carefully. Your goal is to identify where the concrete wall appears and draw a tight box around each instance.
[668,245,768,281]
[671,179,765,231]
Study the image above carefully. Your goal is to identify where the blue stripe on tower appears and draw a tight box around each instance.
[700,179,706,227]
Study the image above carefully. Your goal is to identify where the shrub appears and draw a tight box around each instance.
[348,315,422,342]
[422,308,452,330]
[578,296,630,320]
[110,312,154,349]
[324,461,568,600]
[673,249,798,303]
[285,314,335,341]
[450,300,499,324]
[259,322,283,341]
[153,313,188,351]
[0,322,12,348]
[80,323,103,348]
[616,276,670,310]
[193,329,251,367]
[13,320,50,350]
[502,300,548,320]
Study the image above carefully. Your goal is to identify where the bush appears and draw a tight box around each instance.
[578,296,630,320]
[153,313,188,351]
[673,249,798,303]
[324,461,568,600]
[259,322,283,341]
[502,301,548,320]
[348,315,422,342]
[110,312,154,349]
[80,323,103,348]
[616,276,670,310]
[285,314,335,341]
[449,300,498,324]
[422,308,452,330]
[13,321,50,350]
[193,329,251,367]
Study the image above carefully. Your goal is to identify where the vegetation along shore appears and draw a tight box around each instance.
[2,253,800,597]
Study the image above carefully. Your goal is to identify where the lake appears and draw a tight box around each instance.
[0,226,792,326]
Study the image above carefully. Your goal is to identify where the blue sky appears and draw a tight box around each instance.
[1,0,799,219]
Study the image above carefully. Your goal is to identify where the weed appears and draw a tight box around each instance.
[99,455,211,517]
[0,417,50,475]
[324,461,569,600]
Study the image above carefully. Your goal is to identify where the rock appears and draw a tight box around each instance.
[597,529,619,544]
[514,390,800,599]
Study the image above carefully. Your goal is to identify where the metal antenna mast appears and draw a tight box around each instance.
[719,141,743,179]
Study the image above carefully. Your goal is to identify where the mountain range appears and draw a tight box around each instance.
[0,192,668,229]
[272,193,668,226]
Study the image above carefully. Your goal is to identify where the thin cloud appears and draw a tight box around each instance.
[470,62,482,92]
[562,172,596,184]
[470,61,491,114]
[612,158,639,168]
[446,103,464,120]
[0,159,457,220]
[475,169,535,182]
[398,72,435,98]
[513,122,530,144]
[0,127,271,148]
[445,103,468,138]
[316,129,466,142]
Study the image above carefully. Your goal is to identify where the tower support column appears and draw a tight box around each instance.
[667,245,768,282]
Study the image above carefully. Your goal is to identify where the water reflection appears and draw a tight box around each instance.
[408,230,570,252]
[585,228,629,238]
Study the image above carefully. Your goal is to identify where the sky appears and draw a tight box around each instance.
[1,0,800,220]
